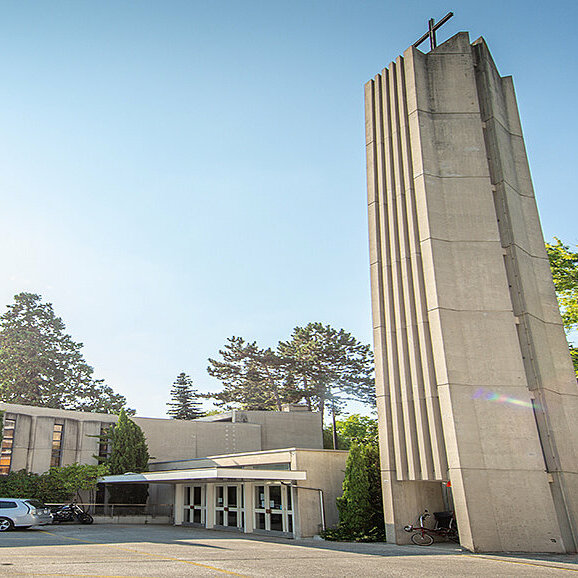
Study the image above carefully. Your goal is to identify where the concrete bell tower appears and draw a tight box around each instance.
[365,31,578,553]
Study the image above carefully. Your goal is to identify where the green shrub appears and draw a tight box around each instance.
[0,463,109,503]
[323,440,385,542]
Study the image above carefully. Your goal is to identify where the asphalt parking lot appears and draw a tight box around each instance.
[0,524,577,577]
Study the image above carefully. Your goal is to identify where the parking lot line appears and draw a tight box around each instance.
[37,530,248,577]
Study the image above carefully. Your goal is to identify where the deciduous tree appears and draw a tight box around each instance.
[323,414,379,449]
[0,293,130,413]
[0,463,109,503]
[546,238,578,376]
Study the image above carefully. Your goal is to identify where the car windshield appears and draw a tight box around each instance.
[25,500,47,509]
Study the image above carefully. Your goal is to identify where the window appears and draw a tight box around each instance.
[50,422,64,467]
[0,501,17,509]
[98,425,110,463]
[0,416,16,475]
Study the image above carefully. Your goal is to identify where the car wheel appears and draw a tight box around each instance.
[0,517,14,532]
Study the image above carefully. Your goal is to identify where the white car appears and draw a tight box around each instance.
[0,499,53,531]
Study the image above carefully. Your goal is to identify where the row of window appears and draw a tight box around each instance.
[0,417,67,474]
[0,418,111,475]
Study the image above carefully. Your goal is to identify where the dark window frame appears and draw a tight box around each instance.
[50,421,65,468]
[0,415,17,475]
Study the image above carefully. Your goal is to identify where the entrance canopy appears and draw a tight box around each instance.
[100,468,307,485]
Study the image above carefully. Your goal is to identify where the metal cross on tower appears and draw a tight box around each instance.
[413,12,454,51]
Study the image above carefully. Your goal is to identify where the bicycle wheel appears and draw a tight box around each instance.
[448,530,460,543]
[411,532,434,546]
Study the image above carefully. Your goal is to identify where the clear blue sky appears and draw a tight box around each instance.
[0,1,575,417]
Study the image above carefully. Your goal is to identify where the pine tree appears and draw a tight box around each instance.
[207,338,300,410]
[166,373,204,419]
[278,322,375,422]
[0,292,130,413]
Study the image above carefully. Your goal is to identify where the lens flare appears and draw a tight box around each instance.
[472,388,538,410]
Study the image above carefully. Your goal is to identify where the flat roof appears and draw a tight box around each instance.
[100,468,307,484]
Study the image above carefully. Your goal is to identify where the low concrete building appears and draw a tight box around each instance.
[102,448,348,538]
[0,402,323,474]
[1,402,346,537]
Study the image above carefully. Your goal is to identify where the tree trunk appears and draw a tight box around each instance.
[332,403,338,450]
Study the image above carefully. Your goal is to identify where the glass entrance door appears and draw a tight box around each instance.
[184,485,206,525]
[215,484,244,529]
[254,484,293,534]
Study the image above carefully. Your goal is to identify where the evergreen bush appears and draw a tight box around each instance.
[322,440,385,542]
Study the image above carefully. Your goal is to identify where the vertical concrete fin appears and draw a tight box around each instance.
[401,48,448,480]
[367,49,449,486]
[367,75,397,477]
[395,55,435,481]
[389,59,422,481]
[382,64,410,480]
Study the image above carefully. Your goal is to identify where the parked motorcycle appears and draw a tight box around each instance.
[51,502,93,525]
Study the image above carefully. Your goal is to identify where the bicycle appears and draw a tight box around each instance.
[404,510,459,546]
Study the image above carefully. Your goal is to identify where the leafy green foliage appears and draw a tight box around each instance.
[207,337,301,410]
[46,463,109,500]
[0,470,42,500]
[0,293,131,413]
[279,323,375,421]
[166,372,205,419]
[208,323,375,421]
[546,238,578,376]
[0,463,109,502]
[323,440,385,542]
[546,238,578,331]
[571,346,578,377]
[323,414,379,449]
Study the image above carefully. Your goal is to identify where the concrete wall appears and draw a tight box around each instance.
[292,449,348,537]
[365,32,578,553]
[1,403,322,474]
[197,409,323,451]
[1,403,115,473]
[230,410,323,451]
[133,417,263,463]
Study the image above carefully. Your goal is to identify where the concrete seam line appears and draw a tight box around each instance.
[38,530,248,577]
[9,574,160,578]
[465,555,578,572]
